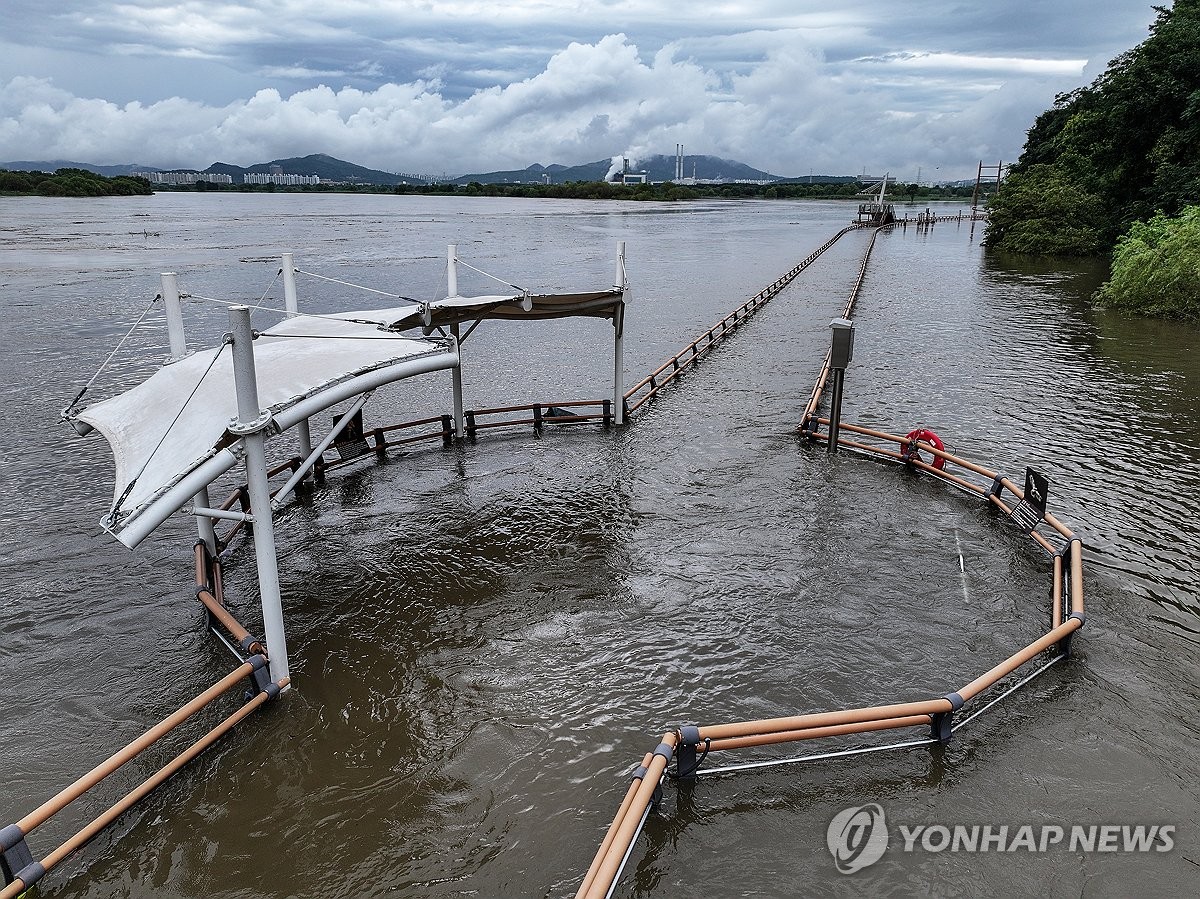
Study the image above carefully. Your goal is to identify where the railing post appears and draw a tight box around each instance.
[930,693,963,745]
[827,318,855,454]
[1,824,38,889]
[236,486,251,522]
[446,245,466,439]
[1058,538,1082,658]
[675,725,701,782]
[450,323,465,439]
[828,369,845,451]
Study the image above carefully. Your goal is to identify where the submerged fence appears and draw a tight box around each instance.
[574,223,1088,898]
[575,424,1086,898]
[624,224,864,415]
[6,225,871,893]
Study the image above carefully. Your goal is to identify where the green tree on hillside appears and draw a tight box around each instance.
[985,165,1108,256]
[985,0,1200,257]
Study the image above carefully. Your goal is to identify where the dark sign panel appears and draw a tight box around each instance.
[1010,467,1049,532]
[1024,467,1049,517]
[332,409,371,460]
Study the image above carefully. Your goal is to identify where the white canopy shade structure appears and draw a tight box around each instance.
[70,244,628,687]
[78,308,459,550]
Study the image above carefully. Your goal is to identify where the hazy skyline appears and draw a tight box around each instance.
[0,1,1162,180]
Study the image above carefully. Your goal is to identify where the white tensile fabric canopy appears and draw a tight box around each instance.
[77,307,459,548]
[76,284,624,549]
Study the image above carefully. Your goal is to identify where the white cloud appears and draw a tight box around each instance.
[0,22,1135,180]
[862,51,1087,77]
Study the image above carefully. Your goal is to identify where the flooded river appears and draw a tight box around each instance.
[1,194,1197,897]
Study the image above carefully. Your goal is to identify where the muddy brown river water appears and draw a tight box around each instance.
[1,193,1197,897]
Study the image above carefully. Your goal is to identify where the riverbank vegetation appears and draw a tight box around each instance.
[0,168,153,197]
[1094,206,1200,321]
[985,0,1200,318]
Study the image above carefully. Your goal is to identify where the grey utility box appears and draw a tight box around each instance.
[830,318,855,368]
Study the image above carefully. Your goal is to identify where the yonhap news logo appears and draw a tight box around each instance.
[826,804,1176,874]
[826,804,889,873]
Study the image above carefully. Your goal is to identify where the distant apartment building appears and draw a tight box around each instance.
[242,172,321,185]
[134,171,233,185]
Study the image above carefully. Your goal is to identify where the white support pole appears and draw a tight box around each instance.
[447,243,459,297]
[613,241,627,425]
[193,484,218,555]
[228,305,290,687]
[193,506,254,524]
[160,272,187,362]
[281,253,313,459]
[447,244,464,437]
[613,326,624,426]
[281,253,299,316]
[271,391,373,510]
[450,323,465,437]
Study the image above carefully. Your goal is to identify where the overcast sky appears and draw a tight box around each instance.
[0,1,1161,180]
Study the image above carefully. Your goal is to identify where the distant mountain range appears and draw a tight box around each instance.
[2,159,149,178]
[0,152,858,186]
[0,154,410,185]
[205,154,407,184]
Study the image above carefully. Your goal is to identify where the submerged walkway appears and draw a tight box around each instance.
[574,222,1087,898]
[1,220,1085,899]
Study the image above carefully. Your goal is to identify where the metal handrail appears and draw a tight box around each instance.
[625,224,867,414]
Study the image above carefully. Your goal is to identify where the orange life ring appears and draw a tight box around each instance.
[904,428,946,470]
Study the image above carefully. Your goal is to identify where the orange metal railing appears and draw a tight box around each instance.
[0,659,286,899]
[576,424,1086,898]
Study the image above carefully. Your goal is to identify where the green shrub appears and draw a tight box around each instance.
[1095,205,1200,319]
